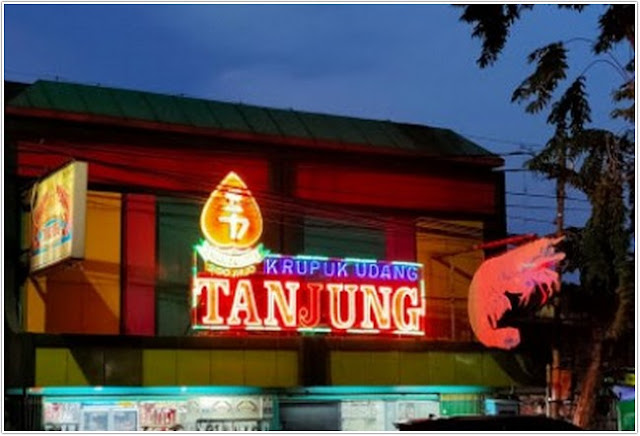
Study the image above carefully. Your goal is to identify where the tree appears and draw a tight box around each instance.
[457,4,635,430]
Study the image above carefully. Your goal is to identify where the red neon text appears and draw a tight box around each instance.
[192,275,425,335]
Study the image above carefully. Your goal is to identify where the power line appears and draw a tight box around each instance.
[507,203,591,213]
[459,132,545,150]
[506,191,590,203]
[18,141,599,240]
[7,70,629,164]
[508,216,555,225]
[21,141,600,204]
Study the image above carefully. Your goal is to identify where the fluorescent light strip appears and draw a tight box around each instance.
[245,326,281,331]
[193,325,230,331]
[343,257,377,263]
[346,328,380,334]
[297,327,331,333]
[391,260,423,267]
[393,330,425,336]
[293,254,330,261]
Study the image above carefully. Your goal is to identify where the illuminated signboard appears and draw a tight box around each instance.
[196,171,268,276]
[468,236,565,350]
[30,161,88,273]
[191,171,425,336]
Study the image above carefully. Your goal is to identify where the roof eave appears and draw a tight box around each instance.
[6,105,503,167]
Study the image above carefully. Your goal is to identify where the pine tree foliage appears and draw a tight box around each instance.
[562,129,634,337]
[458,4,635,429]
[550,76,592,137]
[458,4,534,67]
[594,4,635,53]
[611,63,634,123]
[458,2,635,335]
[557,5,587,12]
[512,43,569,114]
[526,76,591,180]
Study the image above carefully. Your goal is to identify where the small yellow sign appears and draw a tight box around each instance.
[623,373,635,386]
[30,161,88,273]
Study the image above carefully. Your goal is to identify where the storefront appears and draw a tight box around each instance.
[8,385,495,431]
[5,79,540,431]
[9,387,275,431]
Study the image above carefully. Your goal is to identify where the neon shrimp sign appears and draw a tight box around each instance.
[191,172,426,336]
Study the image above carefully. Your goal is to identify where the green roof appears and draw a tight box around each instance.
[8,80,498,160]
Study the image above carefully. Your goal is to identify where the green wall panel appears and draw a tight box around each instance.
[618,400,635,431]
[156,286,191,336]
[332,351,519,387]
[440,394,483,416]
[369,351,400,385]
[399,352,432,385]
[331,351,406,385]
[156,197,202,336]
[331,351,373,385]
[303,217,385,259]
[454,353,482,384]
[482,353,518,387]
[428,352,456,385]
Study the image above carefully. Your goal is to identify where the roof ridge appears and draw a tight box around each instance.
[27,79,451,132]
[8,79,500,161]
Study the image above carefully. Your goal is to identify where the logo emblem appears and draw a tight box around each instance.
[196,172,267,275]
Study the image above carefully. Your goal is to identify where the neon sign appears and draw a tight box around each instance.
[197,172,267,275]
[468,236,565,349]
[191,172,426,337]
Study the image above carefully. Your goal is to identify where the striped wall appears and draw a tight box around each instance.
[35,348,299,388]
[34,347,516,388]
[330,351,515,387]
[25,192,122,334]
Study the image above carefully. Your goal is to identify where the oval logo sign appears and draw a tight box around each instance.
[200,171,263,249]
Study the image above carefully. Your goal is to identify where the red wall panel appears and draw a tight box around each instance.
[122,194,156,336]
[295,164,496,215]
[17,141,270,196]
[385,216,416,262]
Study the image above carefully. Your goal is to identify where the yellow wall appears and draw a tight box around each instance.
[330,351,516,387]
[25,192,122,334]
[416,219,484,341]
[141,349,298,387]
[35,348,90,386]
[35,348,297,387]
[416,219,484,299]
[36,347,517,388]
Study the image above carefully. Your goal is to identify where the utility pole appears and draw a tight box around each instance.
[548,141,566,419]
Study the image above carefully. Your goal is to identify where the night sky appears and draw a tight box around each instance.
[3,3,632,244]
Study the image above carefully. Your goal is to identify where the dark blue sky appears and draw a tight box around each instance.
[3,4,632,240]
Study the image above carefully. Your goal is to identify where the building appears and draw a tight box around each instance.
[5,79,542,431]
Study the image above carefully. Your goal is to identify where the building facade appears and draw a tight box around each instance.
[5,80,543,431]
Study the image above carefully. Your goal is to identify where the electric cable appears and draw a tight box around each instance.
[17,140,601,243]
